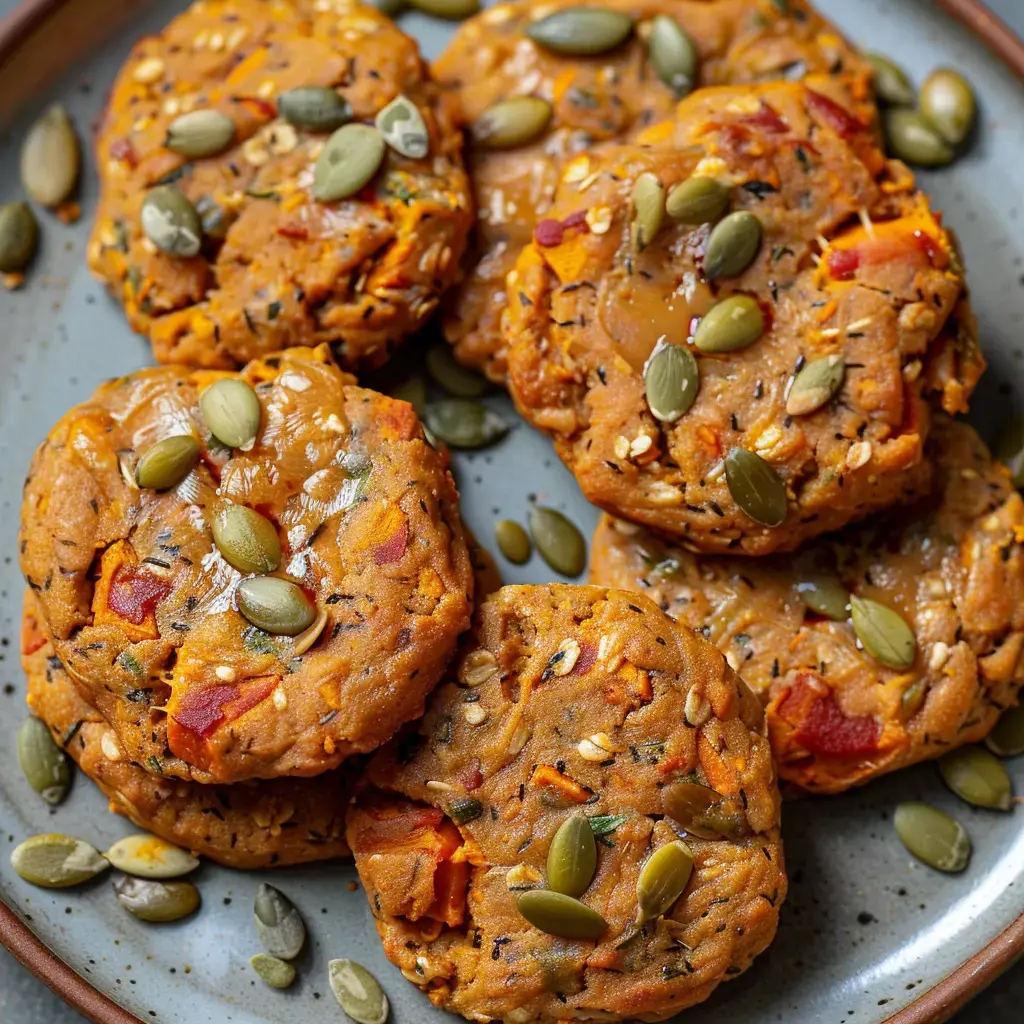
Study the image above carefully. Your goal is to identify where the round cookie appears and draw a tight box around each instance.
[20,345,473,784]
[87,0,471,372]
[347,584,785,1024]
[589,416,1024,794]
[505,80,977,555]
[436,0,873,383]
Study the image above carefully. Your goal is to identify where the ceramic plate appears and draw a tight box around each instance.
[1,0,1023,1021]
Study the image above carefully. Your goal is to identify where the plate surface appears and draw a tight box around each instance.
[1,1,1023,1022]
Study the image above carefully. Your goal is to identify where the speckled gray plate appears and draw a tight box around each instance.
[1,0,1023,1022]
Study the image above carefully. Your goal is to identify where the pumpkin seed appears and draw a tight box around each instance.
[495,519,531,564]
[17,717,70,806]
[195,194,229,239]
[292,608,328,656]
[213,505,281,575]
[850,596,916,670]
[389,375,428,414]
[663,781,752,841]
[237,577,316,636]
[993,415,1024,489]
[985,705,1024,758]
[199,377,262,449]
[313,124,386,202]
[694,295,764,353]
[375,95,429,159]
[866,53,916,107]
[894,801,971,872]
[366,0,407,14]
[141,185,203,257]
[20,103,80,207]
[254,883,306,959]
[529,507,587,577]
[644,340,699,423]
[449,797,484,825]
[919,68,975,146]
[165,109,236,158]
[704,211,762,280]
[106,834,199,879]
[423,399,508,449]
[526,7,633,55]
[11,834,109,888]
[114,876,200,922]
[328,958,389,1024]
[636,840,693,922]
[794,573,850,620]
[882,109,954,167]
[546,813,597,898]
[251,953,296,990]
[472,97,552,150]
[278,87,353,132]
[666,177,730,224]
[786,354,845,416]
[724,447,787,526]
[425,344,489,397]
[0,202,39,273]
[938,746,1013,811]
[631,172,665,251]
[647,15,698,97]
[135,435,201,490]
[408,0,480,19]
[516,889,607,940]
[900,678,928,720]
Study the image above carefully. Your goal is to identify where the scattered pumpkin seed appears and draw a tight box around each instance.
[495,519,531,564]
[883,109,954,167]
[894,801,971,872]
[141,185,203,257]
[472,97,552,150]
[647,15,697,97]
[794,573,850,620]
[254,883,307,959]
[328,958,389,1024]
[661,781,749,840]
[408,0,480,19]
[134,435,201,490]
[704,210,762,280]
[366,0,407,14]
[20,103,80,207]
[526,7,633,55]
[938,746,1013,811]
[850,596,916,670]
[516,889,607,940]
[425,344,489,397]
[213,505,281,575]
[636,840,693,922]
[546,813,597,898]
[786,354,845,416]
[278,86,353,132]
[423,399,508,449]
[529,507,587,577]
[389,375,428,414]
[631,172,665,251]
[0,202,39,273]
[375,95,429,159]
[866,53,916,107]
[199,377,262,449]
[900,678,928,720]
[919,68,976,146]
[11,834,109,888]
[237,578,316,636]
[164,109,236,159]
[985,705,1024,758]
[694,295,765,353]
[17,717,70,806]
[114,876,200,922]
[251,953,296,990]
[313,124,386,202]
[449,797,484,825]
[724,447,787,527]
[993,415,1024,490]
[644,340,699,423]
[106,834,199,879]
[666,177,730,224]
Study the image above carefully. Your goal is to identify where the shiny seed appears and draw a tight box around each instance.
[867,53,916,107]
[135,435,200,490]
[938,746,1013,811]
[254,883,306,959]
[408,0,480,19]
[985,705,1024,758]
[106,834,199,878]
[165,109,235,158]
[425,345,489,397]
[883,109,954,167]
[278,87,353,132]
[631,172,665,251]
[850,596,916,669]
[787,354,845,416]
[389,375,428,414]
[704,211,762,280]
[795,573,850,620]
[424,399,508,449]
[495,519,531,564]
[17,718,70,806]
[11,834,109,888]
[663,781,751,840]
[328,959,389,1024]
[920,68,975,145]
[648,16,697,97]
[546,813,597,898]
[237,577,316,636]
[644,341,699,423]
[666,177,730,224]
[900,678,928,720]
[141,185,203,257]
[694,295,764,353]
[0,202,39,273]
[114,876,200,922]
[472,97,552,150]
[449,797,484,825]
[365,0,407,14]
[199,378,261,449]
[526,7,633,55]
[194,194,229,239]
[894,801,970,872]
[376,95,429,159]
[516,889,607,940]
[993,415,1024,489]
[529,507,586,577]
[251,953,296,989]
[636,840,693,922]
[213,505,281,574]
[313,124,386,202]
[20,103,80,207]
[724,447,787,526]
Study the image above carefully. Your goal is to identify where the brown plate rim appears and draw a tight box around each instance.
[0,0,1022,1022]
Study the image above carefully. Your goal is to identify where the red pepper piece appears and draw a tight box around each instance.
[108,566,171,626]
[806,90,862,138]
[373,520,408,565]
[826,247,860,281]
[743,103,790,134]
[172,684,238,740]
[534,218,565,247]
[786,676,881,757]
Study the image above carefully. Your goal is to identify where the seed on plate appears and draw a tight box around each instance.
[636,840,693,922]
[114,876,200,922]
[850,596,916,669]
[527,7,633,55]
[0,202,39,273]
[893,801,970,872]
[919,68,976,146]
[529,507,587,577]
[164,109,236,158]
[408,0,480,18]
[449,797,484,825]
[516,889,607,940]
[213,505,281,575]
[882,109,954,167]
[313,124,386,202]
[900,678,928,720]
[375,95,429,159]
[495,519,531,564]
[199,377,262,449]
[366,0,407,13]
[724,447,787,527]
[704,210,762,280]
[786,354,845,416]
[141,185,203,257]
[423,399,508,449]
[866,52,916,107]
[250,953,296,990]
[254,883,306,960]
[328,958,390,1024]
[666,176,730,224]
[993,415,1024,489]
[938,745,1013,811]
[546,813,597,898]
[389,375,428,414]
[278,86,353,132]
[647,15,697,97]
[237,577,316,636]
[985,705,1024,758]
[630,172,665,252]
[20,103,80,207]
[794,573,850,620]
[644,340,699,423]
[106,834,199,879]
[425,344,489,397]
[694,295,765,352]
[17,717,70,806]
[10,834,109,888]
[472,97,552,150]
[134,435,201,490]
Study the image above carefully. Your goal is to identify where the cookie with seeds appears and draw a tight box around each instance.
[589,416,1024,794]
[347,583,785,1023]
[87,0,471,372]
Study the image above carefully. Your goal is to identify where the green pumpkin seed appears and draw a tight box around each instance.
[529,507,587,577]
[663,781,751,841]
[11,834,109,888]
[794,573,850,620]
[449,797,484,825]
[213,505,281,575]
[199,378,262,449]
[894,801,970,872]
[135,435,201,490]
[938,745,1013,811]
[164,109,235,158]
[666,177,730,224]
[114,876,200,922]
[546,813,597,898]
[0,202,39,273]
[254,883,307,959]
[866,53,916,107]
[20,103,80,207]
[883,109,954,167]
[724,447,787,527]
[648,16,697,98]
[389,375,428,415]
[631,172,665,252]
[408,0,480,19]
[644,341,699,423]
[994,415,1024,489]
[527,7,633,55]
[278,87,353,132]
[900,678,928,720]
[472,97,552,150]
[786,354,845,416]
[985,705,1024,758]
[919,68,975,146]
[313,124,386,202]
[328,958,389,1024]
[251,953,296,990]
[106,834,199,879]
[425,344,489,397]
[17,717,70,806]
[495,519,531,564]
[375,95,429,159]
[636,840,693,922]
[694,295,765,353]
[704,210,762,280]
[516,889,607,940]
[366,0,407,14]
[850,596,916,669]
[194,194,229,239]
[424,399,508,449]
[141,185,203,257]
[237,578,316,636]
